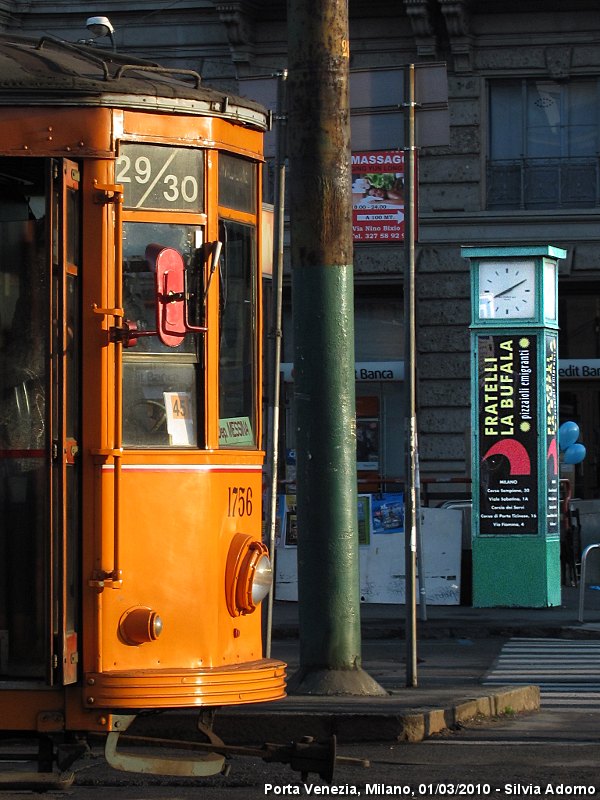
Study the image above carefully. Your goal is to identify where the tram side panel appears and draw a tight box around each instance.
[93,465,265,672]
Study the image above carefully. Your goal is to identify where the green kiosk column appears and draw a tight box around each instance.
[462,245,566,608]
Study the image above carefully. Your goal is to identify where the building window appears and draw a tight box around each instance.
[559,290,600,359]
[282,293,403,362]
[350,68,404,152]
[487,79,600,209]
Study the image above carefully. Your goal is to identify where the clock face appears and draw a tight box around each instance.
[478,260,536,320]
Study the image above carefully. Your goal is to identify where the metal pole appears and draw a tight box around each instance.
[265,70,287,658]
[578,543,600,622]
[286,0,385,696]
[415,441,427,621]
[404,63,418,687]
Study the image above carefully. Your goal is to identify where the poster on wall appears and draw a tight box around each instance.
[356,395,380,472]
[351,150,405,243]
[285,449,296,493]
[478,334,538,535]
[546,333,559,535]
[357,418,379,470]
[278,493,374,546]
[371,493,404,534]
[357,494,372,546]
[271,493,287,545]
[284,495,297,546]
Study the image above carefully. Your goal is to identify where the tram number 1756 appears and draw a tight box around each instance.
[227,487,253,518]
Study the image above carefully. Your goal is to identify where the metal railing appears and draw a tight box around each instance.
[487,157,600,210]
[578,543,600,622]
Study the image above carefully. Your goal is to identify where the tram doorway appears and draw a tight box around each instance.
[0,157,80,683]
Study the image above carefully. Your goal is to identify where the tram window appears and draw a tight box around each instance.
[121,222,204,448]
[218,220,257,448]
[122,222,203,354]
[66,187,80,267]
[122,362,198,447]
[218,154,256,213]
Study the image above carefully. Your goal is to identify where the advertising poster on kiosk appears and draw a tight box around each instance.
[478,333,538,535]
[546,333,559,535]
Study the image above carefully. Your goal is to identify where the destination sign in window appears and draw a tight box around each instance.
[116,143,204,212]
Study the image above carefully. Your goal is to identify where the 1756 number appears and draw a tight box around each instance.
[227,486,253,517]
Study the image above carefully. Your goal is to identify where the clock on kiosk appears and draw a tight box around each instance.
[462,245,566,608]
[475,253,560,325]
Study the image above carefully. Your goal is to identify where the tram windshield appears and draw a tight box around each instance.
[218,219,257,448]
[122,222,203,447]
[217,153,258,449]
[120,148,260,451]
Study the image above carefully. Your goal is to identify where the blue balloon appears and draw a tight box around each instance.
[559,421,580,451]
[563,443,586,465]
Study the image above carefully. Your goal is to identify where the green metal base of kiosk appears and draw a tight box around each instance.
[472,536,561,608]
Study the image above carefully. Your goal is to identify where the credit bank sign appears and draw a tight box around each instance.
[280,361,404,382]
[559,359,600,379]
[281,359,600,382]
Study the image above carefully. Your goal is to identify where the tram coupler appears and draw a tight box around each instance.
[261,735,337,782]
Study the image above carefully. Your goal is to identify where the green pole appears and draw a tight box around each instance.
[286,0,386,696]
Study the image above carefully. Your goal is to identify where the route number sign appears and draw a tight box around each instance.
[116,144,204,212]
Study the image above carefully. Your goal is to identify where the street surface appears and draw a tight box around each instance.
[485,638,600,710]
[2,709,598,799]
[2,637,600,798]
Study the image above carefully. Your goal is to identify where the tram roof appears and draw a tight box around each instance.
[0,34,270,131]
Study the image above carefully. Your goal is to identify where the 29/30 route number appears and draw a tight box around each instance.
[116,143,204,212]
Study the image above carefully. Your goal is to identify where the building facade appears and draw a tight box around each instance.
[5,0,600,498]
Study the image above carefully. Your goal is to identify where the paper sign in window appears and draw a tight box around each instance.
[164,391,194,446]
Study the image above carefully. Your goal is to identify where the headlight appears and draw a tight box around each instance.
[251,553,273,606]
[225,533,273,616]
[119,606,163,645]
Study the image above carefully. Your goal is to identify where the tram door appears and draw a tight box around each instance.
[0,157,80,683]
[51,160,80,684]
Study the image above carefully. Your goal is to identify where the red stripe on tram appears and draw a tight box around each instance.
[0,450,46,459]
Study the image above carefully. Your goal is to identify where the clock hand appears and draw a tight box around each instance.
[494,278,528,299]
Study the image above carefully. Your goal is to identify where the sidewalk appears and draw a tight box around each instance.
[138,585,600,747]
[270,584,600,641]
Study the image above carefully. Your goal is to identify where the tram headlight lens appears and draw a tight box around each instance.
[119,607,163,645]
[251,554,273,606]
[151,613,163,639]
[225,534,272,616]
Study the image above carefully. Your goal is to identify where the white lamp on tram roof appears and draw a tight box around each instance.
[85,16,116,51]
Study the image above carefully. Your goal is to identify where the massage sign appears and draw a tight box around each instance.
[478,335,538,535]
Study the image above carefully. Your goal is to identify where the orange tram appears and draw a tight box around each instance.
[0,33,294,783]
